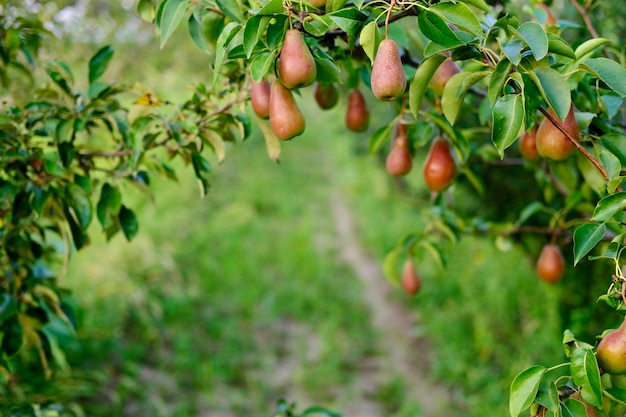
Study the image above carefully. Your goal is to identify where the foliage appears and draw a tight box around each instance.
[2,0,626,415]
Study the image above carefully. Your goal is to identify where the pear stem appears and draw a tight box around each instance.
[384,0,396,39]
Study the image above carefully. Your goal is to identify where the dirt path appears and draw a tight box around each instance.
[330,190,453,417]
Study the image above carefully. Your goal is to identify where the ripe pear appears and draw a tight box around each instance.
[431,58,460,96]
[278,29,317,89]
[371,39,406,101]
[250,78,271,119]
[597,317,626,375]
[345,89,369,132]
[309,0,326,7]
[386,134,412,176]
[269,80,305,141]
[536,106,579,161]
[314,82,338,110]
[536,244,565,284]
[519,125,540,162]
[401,258,421,295]
[423,138,457,192]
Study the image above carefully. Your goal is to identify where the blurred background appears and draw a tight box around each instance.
[5,0,622,416]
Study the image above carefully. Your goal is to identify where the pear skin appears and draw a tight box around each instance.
[423,138,457,192]
[250,78,271,119]
[345,89,369,132]
[278,29,317,89]
[431,58,460,96]
[536,244,565,284]
[314,82,338,110]
[386,135,412,176]
[401,258,421,295]
[269,80,305,140]
[309,0,326,7]
[597,317,626,375]
[536,106,578,161]
[371,39,407,101]
[519,125,540,162]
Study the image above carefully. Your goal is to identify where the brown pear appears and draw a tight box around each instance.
[371,39,407,101]
[386,134,412,176]
[536,244,565,284]
[269,80,305,140]
[431,58,460,96]
[250,78,271,119]
[278,29,317,89]
[401,258,421,295]
[597,317,626,375]
[309,0,326,7]
[345,89,369,132]
[314,82,338,110]
[423,138,457,192]
[536,106,579,161]
[519,125,540,162]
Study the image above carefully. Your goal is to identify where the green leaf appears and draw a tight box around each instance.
[65,183,92,229]
[188,9,210,54]
[88,45,114,84]
[243,15,263,58]
[215,0,244,23]
[327,0,348,12]
[592,192,626,222]
[418,240,445,270]
[359,21,383,64]
[303,14,331,37]
[580,57,626,97]
[255,0,284,15]
[574,38,611,60]
[257,120,281,163]
[535,382,559,412]
[383,246,403,288]
[547,33,575,59]
[368,124,392,155]
[191,151,212,197]
[602,134,626,166]
[250,50,277,82]
[531,66,571,121]
[211,22,241,90]
[488,58,512,106]
[119,205,139,241]
[301,406,341,417]
[600,149,622,180]
[157,0,189,48]
[442,71,489,124]
[573,223,606,265]
[514,22,548,61]
[492,94,525,158]
[409,54,447,118]
[96,183,122,230]
[431,2,483,36]
[418,10,463,48]
[328,8,367,39]
[458,0,489,12]
[570,347,603,408]
[0,294,18,323]
[501,38,524,66]
[509,365,546,417]
[561,398,587,417]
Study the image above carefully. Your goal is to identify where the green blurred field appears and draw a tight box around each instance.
[55,96,567,416]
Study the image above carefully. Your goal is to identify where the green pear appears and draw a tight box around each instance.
[278,29,317,89]
[371,39,406,101]
[597,317,626,375]
[269,80,305,140]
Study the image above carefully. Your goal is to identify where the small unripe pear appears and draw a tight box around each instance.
[314,82,338,110]
[431,58,460,96]
[519,125,540,162]
[269,80,305,140]
[386,135,412,176]
[309,0,326,7]
[536,106,578,161]
[536,244,565,284]
[423,138,457,192]
[250,78,271,119]
[345,89,369,132]
[278,29,317,89]
[371,39,406,101]
[597,317,626,375]
[401,258,421,295]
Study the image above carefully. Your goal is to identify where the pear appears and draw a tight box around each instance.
[401,258,421,295]
[519,125,540,162]
[423,138,457,192]
[431,58,460,96]
[386,134,412,176]
[570,392,603,417]
[536,244,565,284]
[278,29,317,89]
[371,39,406,101]
[536,106,578,161]
[309,0,326,7]
[345,89,369,132]
[314,82,338,110]
[269,80,305,140]
[597,317,626,375]
[250,78,271,119]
